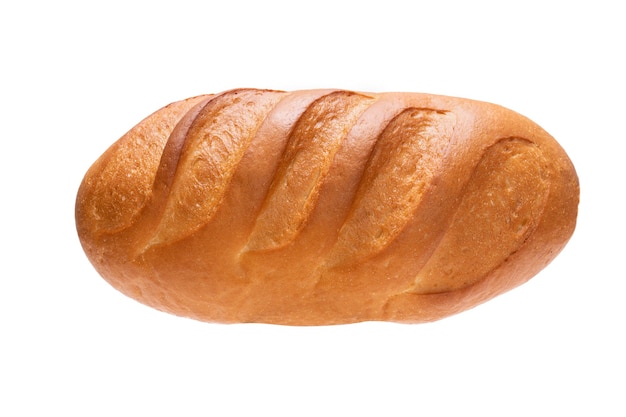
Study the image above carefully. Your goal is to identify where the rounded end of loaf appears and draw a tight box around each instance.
[75,89,579,325]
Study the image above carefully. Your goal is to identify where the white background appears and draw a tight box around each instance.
[2,1,624,415]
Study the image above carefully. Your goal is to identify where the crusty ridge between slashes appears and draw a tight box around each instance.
[326,107,456,267]
[404,137,549,295]
[244,91,374,251]
[145,89,287,248]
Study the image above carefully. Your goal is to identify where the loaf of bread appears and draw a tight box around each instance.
[75,89,579,325]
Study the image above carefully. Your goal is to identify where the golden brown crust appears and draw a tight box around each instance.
[75,89,579,325]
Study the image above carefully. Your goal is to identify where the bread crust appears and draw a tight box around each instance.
[75,89,579,325]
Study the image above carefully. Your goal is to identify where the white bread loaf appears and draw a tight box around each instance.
[75,89,579,325]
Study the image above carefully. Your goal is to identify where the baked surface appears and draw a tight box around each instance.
[76,89,579,325]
